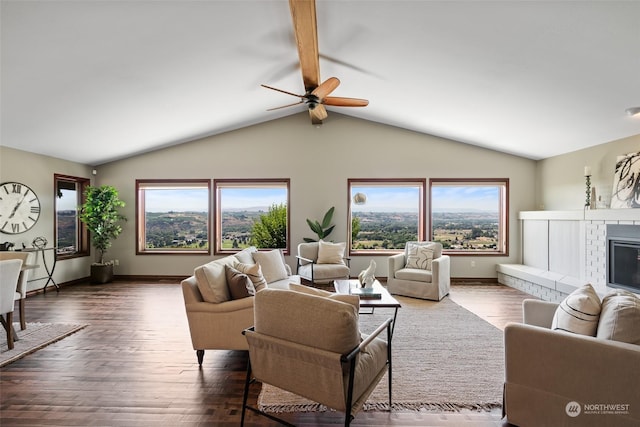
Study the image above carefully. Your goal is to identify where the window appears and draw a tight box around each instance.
[429,178,509,255]
[55,174,90,258]
[348,179,425,254]
[215,179,290,254]
[136,180,211,254]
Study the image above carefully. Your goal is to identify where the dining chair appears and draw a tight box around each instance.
[0,252,31,330]
[0,259,23,350]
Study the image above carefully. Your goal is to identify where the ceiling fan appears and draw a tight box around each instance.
[261,0,369,125]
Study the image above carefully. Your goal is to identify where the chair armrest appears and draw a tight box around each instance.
[388,253,405,277]
[522,299,558,328]
[343,317,393,362]
[296,255,315,264]
[185,296,254,314]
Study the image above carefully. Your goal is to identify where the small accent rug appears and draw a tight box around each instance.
[1,322,87,367]
[258,296,505,413]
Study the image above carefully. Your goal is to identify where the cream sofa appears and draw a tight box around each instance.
[504,298,640,427]
[181,247,300,365]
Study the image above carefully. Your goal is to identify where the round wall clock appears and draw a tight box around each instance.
[0,181,41,234]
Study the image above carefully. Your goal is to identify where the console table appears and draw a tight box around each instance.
[24,247,58,292]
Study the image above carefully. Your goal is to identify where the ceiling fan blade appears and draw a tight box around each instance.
[267,100,305,111]
[309,104,327,124]
[311,77,340,101]
[261,84,305,99]
[323,96,369,107]
[289,0,320,93]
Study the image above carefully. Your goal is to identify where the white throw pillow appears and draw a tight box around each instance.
[252,249,289,283]
[317,240,346,264]
[551,284,602,336]
[236,262,268,292]
[194,256,238,303]
[405,245,434,270]
[596,289,640,345]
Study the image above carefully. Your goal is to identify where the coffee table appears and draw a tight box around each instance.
[333,279,401,337]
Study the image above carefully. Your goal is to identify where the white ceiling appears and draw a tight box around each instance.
[2,1,639,166]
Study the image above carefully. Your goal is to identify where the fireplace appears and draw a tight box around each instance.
[607,224,640,293]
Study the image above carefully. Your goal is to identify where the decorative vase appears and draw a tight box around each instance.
[358,260,376,288]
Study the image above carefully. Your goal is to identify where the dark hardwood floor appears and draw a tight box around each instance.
[0,280,533,426]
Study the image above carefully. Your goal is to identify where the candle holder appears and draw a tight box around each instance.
[585,174,591,208]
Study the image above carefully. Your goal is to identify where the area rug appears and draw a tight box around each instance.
[0,322,87,367]
[258,296,505,413]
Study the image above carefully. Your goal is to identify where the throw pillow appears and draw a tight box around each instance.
[551,284,602,336]
[236,262,268,292]
[225,265,255,300]
[234,246,257,264]
[596,289,640,345]
[317,240,346,264]
[193,256,238,303]
[405,244,434,270]
[252,249,289,283]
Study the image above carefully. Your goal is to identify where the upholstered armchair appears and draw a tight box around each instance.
[0,251,31,330]
[387,241,450,301]
[1,259,23,350]
[296,241,350,284]
[241,287,392,427]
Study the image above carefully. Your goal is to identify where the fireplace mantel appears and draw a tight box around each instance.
[498,209,640,302]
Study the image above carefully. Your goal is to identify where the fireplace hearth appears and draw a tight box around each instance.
[607,224,640,293]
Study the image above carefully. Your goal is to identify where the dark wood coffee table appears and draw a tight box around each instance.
[333,279,401,336]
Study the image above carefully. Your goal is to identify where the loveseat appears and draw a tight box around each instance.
[504,288,640,427]
[181,247,300,365]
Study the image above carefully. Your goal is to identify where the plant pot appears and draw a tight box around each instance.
[91,263,114,284]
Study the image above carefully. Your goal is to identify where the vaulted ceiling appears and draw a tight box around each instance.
[2,1,639,166]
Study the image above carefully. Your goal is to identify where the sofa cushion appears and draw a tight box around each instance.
[254,288,360,354]
[317,240,346,264]
[596,289,640,345]
[194,256,238,303]
[405,244,434,270]
[252,249,289,283]
[395,268,433,282]
[236,262,268,292]
[225,265,255,300]
[234,246,257,264]
[551,284,601,336]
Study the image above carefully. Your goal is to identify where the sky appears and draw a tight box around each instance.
[58,185,500,212]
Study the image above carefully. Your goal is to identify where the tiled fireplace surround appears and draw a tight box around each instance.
[497,209,640,303]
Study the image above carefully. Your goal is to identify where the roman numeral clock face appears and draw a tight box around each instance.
[0,182,41,234]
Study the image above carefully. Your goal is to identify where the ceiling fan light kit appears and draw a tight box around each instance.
[262,0,369,125]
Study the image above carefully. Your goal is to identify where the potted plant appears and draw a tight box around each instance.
[304,206,335,242]
[79,185,127,284]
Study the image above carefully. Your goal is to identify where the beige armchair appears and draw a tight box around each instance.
[296,241,350,284]
[387,241,450,301]
[0,251,31,330]
[504,299,640,427]
[241,287,392,427]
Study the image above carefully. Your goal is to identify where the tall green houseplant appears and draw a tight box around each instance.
[79,185,127,266]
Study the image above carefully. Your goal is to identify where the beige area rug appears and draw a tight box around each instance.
[0,322,87,367]
[258,296,505,413]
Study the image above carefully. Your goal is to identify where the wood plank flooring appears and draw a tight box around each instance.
[0,280,534,426]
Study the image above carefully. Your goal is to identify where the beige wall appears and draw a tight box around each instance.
[0,146,94,291]
[536,134,640,210]
[95,113,536,279]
